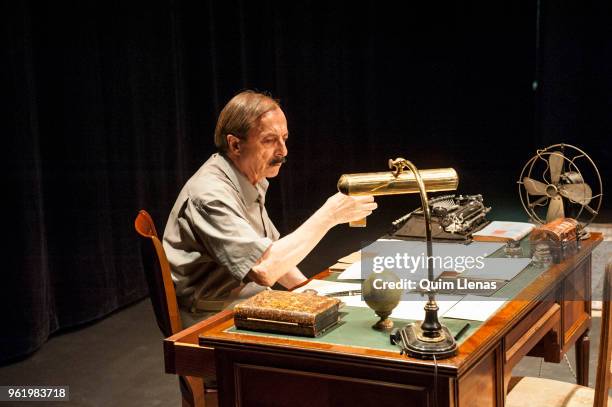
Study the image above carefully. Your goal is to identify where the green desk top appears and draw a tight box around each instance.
[226,238,544,353]
[227,306,480,352]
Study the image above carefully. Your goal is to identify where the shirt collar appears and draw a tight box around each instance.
[214,153,269,205]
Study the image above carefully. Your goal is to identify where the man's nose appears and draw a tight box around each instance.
[278,139,288,156]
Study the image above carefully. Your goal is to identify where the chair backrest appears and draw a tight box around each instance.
[594,262,612,407]
[134,210,182,337]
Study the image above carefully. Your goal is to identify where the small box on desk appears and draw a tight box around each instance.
[530,218,579,263]
[234,290,341,337]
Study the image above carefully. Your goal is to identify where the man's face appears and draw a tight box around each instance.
[236,107,288,184]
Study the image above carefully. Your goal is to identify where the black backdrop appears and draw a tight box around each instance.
[3,0,611,362]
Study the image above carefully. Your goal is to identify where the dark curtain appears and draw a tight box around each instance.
[2,0,610,362]
[3,1,187,361]
[536,1,612,178]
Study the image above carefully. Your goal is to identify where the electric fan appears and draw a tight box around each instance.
[517,144,603,232]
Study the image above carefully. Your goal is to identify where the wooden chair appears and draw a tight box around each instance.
[135,210,216,407]
[506,262,612,406]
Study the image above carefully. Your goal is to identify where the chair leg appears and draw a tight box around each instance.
[186,376,205,407]
[179,375,206,407]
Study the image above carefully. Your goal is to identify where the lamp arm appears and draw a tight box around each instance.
[393,158,441,336]
[399,159,434,264]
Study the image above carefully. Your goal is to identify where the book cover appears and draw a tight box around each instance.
[233,290,341,337]
[471,221,535,242]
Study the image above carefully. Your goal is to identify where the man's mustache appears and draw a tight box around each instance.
[269,156,287,165]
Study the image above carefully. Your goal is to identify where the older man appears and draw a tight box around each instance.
[163,90,376,325]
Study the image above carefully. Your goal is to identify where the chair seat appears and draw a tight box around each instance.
[506,377,612,407]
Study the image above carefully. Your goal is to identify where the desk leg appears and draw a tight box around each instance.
[575,330,590,386]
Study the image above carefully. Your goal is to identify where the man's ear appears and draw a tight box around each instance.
[226,134,241,156]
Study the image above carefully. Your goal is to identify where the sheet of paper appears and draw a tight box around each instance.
[392,294,461,320]
[335,295,368,308]
[460,258,532,281]
[335,293,460,321]
[442,295,506,321]
[390,299,427,320]
[337,239,505,280]
[336,261,364,280]
[292,279,361,295]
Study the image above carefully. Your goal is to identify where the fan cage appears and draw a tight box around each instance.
[517,143,603,227]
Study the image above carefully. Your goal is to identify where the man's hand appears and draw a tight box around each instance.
[321,192,377,226]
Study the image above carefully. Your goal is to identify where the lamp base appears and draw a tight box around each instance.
[398,322,457,359]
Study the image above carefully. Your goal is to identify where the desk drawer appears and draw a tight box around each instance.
[504,300,561,368]
[214,348,453,407]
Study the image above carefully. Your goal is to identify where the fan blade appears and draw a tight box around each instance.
[546,196,565,222]
[523,177,547,195]
[559,183,592,205]
[549,152,564,184]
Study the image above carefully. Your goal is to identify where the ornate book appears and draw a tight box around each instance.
[233,290,341,337]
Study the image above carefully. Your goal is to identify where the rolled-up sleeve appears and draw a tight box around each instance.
[186,197,273,282]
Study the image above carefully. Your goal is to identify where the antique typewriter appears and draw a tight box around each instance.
[389,194,491,242]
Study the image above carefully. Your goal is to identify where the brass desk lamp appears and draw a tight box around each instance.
[338,158,459,359]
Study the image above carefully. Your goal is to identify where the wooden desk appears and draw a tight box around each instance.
[164,233,602,406]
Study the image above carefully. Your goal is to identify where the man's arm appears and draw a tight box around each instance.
[247,192,376,286]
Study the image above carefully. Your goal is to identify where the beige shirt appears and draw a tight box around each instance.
[162,153,280,306]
